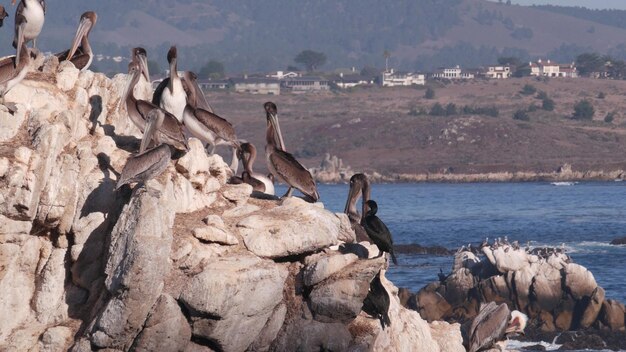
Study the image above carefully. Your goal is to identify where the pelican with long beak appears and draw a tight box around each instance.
[0,14,30,103]
[468,302,528,352]
[120,61,187,152]
[152,46,187,122]
[182,71,214,113]
[237,142,274,195]
[181,78,239,172]
[116,109,172,190]
[264,102,319,202]
[12,0,45,49]
[57,11,97,71]
[344,173,371,242]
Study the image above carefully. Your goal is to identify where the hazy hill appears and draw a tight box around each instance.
[3,0,626,74]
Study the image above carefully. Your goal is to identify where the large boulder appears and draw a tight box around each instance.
[237,197,354,258]
[179,255,288,352]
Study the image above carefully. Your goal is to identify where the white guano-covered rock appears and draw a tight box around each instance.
[237,197,353,258]
[303,252,359,287]
[565,263,598,300]
[56,61,80,91]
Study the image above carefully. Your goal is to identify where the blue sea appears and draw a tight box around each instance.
[279,182,626,303]
[276,182,626,351]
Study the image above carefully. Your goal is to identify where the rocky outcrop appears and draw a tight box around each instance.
[610,236,626,245]
[406,240,626,349]
[0,61,464,351]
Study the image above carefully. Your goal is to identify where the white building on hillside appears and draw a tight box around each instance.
[530,59,578,78]
[485,66,511,79]
[381,69,426,87]
[431,65,475,79]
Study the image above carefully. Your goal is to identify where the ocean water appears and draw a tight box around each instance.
[278,182,626,302]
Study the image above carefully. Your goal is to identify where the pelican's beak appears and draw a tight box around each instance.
[67,17,92,62]
[15,20,25,68]
[120,67,138,112]
[138,54,150,82]
[267,112,286,151]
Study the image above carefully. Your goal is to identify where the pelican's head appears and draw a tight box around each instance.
[505,311,528,336]
[345,173,369,214]
[120,61,140,111]
[67,12,97,63]
[167,46,177,65]
[264,102,285,150]
[132,47,150,81]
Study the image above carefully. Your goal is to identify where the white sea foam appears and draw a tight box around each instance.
[550,181,577,186]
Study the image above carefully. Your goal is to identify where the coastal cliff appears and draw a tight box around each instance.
[0,59,464,351]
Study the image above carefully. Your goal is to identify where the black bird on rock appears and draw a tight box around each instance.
[362,200,398,265]
[362,270,391,329]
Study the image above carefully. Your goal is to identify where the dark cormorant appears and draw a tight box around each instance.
[362,270,391,329]
[362,200,398,265]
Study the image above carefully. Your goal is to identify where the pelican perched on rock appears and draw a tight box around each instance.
[56,11,97,71]
[468,302,527,352]
[362,200,397,265]
[0,14,30,103]
[182,71,214,113]
[362,270,391,329]
[344,173,371,242]
[116,109,171,190]
[152,46,186,122]
[181,81,239,172]
[0,6,9,27]
[12,0,45,49]
[264,102,318,202]
[121,61,187,152]
[235,142,274,195]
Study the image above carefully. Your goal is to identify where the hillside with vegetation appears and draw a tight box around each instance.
[7,0,626,75]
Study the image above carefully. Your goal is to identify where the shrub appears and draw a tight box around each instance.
[513,109,530,121]
[425,87,435,99]
[461,105,499,117]
[430,103,446,116]
[605,111,617,123]
[445,103,458,116]
[542,98,555,111]
[597,92,606,99]
[572,100,595,120]
[527,104,539,112]
[520,84,536,95]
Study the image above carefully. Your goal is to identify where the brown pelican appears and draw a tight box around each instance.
[181,80,239,171]
[121,61,187,152]
[116,109,171,190]
[344,173,371,242]
[237,142,274,195]
[0,14,30,103]
[152,46,186,122]
[362,270,391,329]
[468,302,528,352]
[264,102,318,202]
[56,11,97,71]
[362,200,398,265]
[182,71,214,113]
[0,6,9,27]
[12,0,45,49]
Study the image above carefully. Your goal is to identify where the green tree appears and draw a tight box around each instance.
[520,84,536,95]
[575,53,605,76]
[294,50,327,72]
[199,60,225,79]
[513,109,530,121]
[542,98,555,111]
[424,87,435,99]
[572,100,595,120]
[430,103,446,116]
